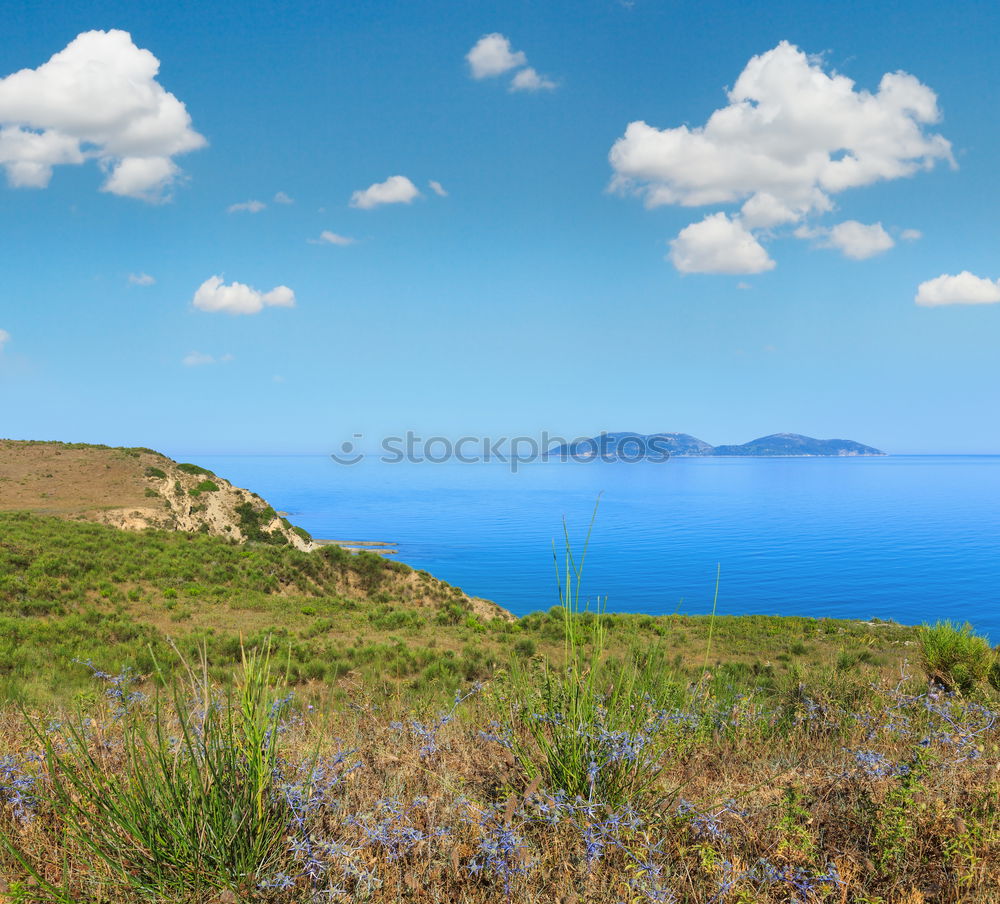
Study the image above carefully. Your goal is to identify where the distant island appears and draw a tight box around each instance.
[547,432,885,459]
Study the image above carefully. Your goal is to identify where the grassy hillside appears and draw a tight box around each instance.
[0,512,516,702]
[0,510,919,705]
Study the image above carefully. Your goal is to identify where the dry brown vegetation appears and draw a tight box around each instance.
[0,657,997,904]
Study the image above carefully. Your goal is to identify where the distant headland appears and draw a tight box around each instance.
[547,432,886,459]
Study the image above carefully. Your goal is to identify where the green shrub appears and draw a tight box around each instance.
[144,466,167,479]
[918,621,996,694]
[837,650,861,671]
[234,503,286,545]
[24,648,290,898]
[502,504,671,806]
[188,480,219,498]
[513,637,536,658]
[177,463,215,477]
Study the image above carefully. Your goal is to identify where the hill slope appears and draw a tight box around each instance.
[0,439,318,548]
[711,433,885,456]
[0,510,916,704]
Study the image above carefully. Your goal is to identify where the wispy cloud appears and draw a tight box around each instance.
[227,199,266,214]
[0,329,10,351]
[428,180,448,197]
[128,272,155,286]
[273,191,294,204]
[309,231,356,246]
[181,351,234,367]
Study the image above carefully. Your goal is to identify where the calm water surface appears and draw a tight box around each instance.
[177,454,1000,640]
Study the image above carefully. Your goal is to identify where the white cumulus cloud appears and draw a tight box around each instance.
[466,33,555,92]
[466,34,527,79]
[350,175,421,209]
[510,67,556,92]
[310,230,356,246]
[0,29,205,201]
[192,276,296,315]
[915,272,1000,307]
[273,191,293,204]
[128,272,155,286]
[228,199,266,213]
[816,220,895,259]
[428,180,447,197]
[610,41,952,213]
[669,212,776,274]
[0,329,9,350]
[901,228,923,241]
[610,41,953,272]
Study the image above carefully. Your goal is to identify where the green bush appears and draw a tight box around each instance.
[512,637,536,658]
[22,649,290,898]
[502,506,672,806]
[144,466,167,479]
[918,621,996,694]
[234,503,286,545]
[177,463,215,477]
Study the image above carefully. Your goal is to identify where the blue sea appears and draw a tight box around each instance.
[180,454,1000,641]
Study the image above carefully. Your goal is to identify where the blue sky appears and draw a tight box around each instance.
[1,0,998,454]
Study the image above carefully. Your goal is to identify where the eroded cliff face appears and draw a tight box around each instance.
[0,440,312,549]
[98,463,315,551]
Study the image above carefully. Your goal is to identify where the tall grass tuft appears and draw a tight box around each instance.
[918,620,996,694]
[29,645,292,898]
[502,501,671,806]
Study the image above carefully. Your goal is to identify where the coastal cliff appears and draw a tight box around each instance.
[0,439,313,549]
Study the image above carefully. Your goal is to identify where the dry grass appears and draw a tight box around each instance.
[0,662,997,903]
[0,441,163,518]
